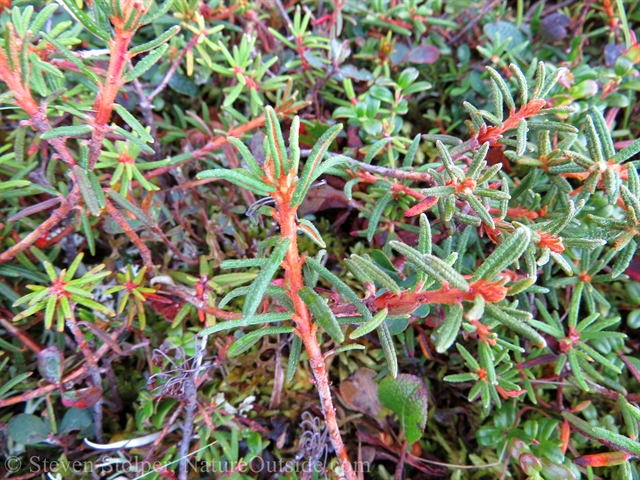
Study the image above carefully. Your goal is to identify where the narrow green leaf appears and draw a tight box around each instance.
[349,255,401,294]
[509,63,528,106]
[363,138,393,164]
[568,348,589,391]
[305,257,372,320]
[197,169,276,196]
[58,0,111,42]
[113,104,153,143]
[485,304,547,348]
[286,334,302,383]
[612,138,640,164]
[590,427,640,455]
[80,210,95,256]
[242,238,290,318]
[220,259,268,269]
[434,303,462,353]
[227,136,266,179]
[612,240,637,277]
[297,219,326,248]
[199,312,291,335]
[289,116,301,173]
[291,124,343,207]
[30,4,59,35]
[218,285,284,309]
[0,180,31,190]
[350,308,387,339]
[13,127,25,163]
[465,193,495,228]
[403,134,421,168]
[390,242,469,291]
[228,326,294,357]
[378,322,397,378]
[41,125,92,140]
[457,343,480,370]
[585,115,605,164]
[436,140,465,181]
[0,372,32,398]
[444,373,477,383]
[299,287,344,342]
[418,213,432,255]
[264,106,286,178]
[577,342,623,373]
[130,25,180,54]
[472,227,531,281]
[123,44,169,82]
[140,0,174,24]
[516,119,528,156]
[568,282,583,328]
[487,66,515,110]
[41,33,101,84]
[590,107,615,159]
[479,341,496,385]
[367,192,392,241]
[106,189,155,228]
[332,344,365,354]
[73,166,101,216]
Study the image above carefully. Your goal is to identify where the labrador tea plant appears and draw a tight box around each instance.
[2,1,640,480]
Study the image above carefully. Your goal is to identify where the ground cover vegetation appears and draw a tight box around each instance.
[1,0,640,479]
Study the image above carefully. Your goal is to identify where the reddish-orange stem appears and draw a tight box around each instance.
[373,280,507,315]
[476,99,546,145]
[89,27,134,169]
[0,187,79,265]
[104,198,156,272]
[272,178,356,480]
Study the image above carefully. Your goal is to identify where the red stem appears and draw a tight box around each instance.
[273,181,356,479]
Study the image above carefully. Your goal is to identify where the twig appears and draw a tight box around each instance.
[104,198,156,272]
[0,186,80,265]
[148,32,203,102]
[276,196,356,480]
[394,440,408,480]
[447,0,502,45]
[0,324,127,408]
[143,404,184,463]
[65,313,104,442]
[130,76,161,159]
[617,351,640,385]
[300,149,434,183]
[272,0,294,33]
[162,285,242,320]
[178,334,207,480]
[141,98,307,181]
[0,315,44,354]
[87,27,134,170]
